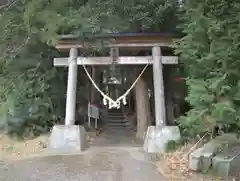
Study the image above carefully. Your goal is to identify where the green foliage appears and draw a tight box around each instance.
[177,109,207,140]
[0,1,66,138]
[166,140,181,152]
[0,39,66,137]
[22,0,180,45]
[176,0,240,139]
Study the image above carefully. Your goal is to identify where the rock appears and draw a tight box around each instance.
[189,146,214,171]
[212,145,240,177]
[143,126,181,153]
[47,125,87,153]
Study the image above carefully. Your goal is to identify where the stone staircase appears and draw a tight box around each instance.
[90,108,138,147]
[102,109,135,131]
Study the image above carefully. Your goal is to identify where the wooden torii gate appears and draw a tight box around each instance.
[53,33,178,128]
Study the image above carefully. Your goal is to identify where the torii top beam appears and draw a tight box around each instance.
[55,32,179,50]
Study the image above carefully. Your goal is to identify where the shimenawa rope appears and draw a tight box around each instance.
[79,58,148,109]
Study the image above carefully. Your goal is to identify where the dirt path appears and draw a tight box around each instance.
[0,147,164,181]
[0,131,165,181]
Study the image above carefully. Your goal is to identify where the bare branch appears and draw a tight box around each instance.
[0,0,20,13]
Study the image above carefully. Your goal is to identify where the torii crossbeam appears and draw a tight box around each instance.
[53,56,178,66]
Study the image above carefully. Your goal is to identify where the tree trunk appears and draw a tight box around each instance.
[90,66,96,103]
[134,76,151,140]
[164,66,175,125]
[90,66,101,105]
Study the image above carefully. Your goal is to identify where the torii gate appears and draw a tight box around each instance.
[48,33,181,153]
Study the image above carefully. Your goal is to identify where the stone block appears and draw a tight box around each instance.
[143,126,181,153]
[189,134,240,171]
[212,150,240,177]
[189,146,214,171]
[47,125,87,153]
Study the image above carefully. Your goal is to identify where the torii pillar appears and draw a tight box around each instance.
[65,48,78,125]
[143,46,181,153]
[47,48,87,153]
[152,46,166,126]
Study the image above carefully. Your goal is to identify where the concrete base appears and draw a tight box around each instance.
[212,151,240,177]
[189,134,240,171]
[143,126,181,153]
[189,149,213,171]
[47,125,87,153]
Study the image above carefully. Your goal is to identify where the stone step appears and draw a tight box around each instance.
[102,111,135,131]
[105,120,131,124]
[104,127,133,132]
[106,118,126,121]
[105,123,130,127]
[105,121,131,126]
[105,127,133,131]
[104,122,132,127]
[105,112,133,117]
[107,111,133,115]
[103,115,132,120]
[106,119,129,123]
[105,119,130,123]
[105,127,131,132]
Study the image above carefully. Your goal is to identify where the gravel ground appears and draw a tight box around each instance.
[0,147,164,181]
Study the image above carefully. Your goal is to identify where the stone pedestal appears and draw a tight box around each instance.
[189,149,213,171]
[47,125,87,153]
[143,126,181,153]
[212,152,240,177]
[188,134,240,172]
